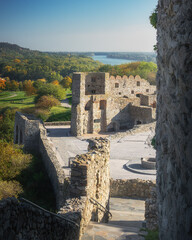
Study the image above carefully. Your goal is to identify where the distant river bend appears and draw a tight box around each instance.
[92,55,136,66]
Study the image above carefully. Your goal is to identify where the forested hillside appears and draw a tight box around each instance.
[0,43,102,82]
[0,43,157,85]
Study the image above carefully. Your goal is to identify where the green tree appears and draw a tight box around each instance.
[35,83,66,101]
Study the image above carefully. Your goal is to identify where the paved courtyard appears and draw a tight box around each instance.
[46,125,156,181]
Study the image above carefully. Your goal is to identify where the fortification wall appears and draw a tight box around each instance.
[110,179,156,199]
[71,72,156,136]
[156,0,192,239]
[60,138,110,238]
[129,105,155,124]
[0,197,79,240]
[14,112,40,152]
[109,75,156,97]
[13,115,111,239]
[14,112,68,209]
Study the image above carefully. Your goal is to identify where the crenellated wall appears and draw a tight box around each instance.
[71,72,156,136]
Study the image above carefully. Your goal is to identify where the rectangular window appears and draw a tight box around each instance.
[115,83,119,88]
[131,90,134,94]
[146,89,149,92]
[92,90,96,94]
[94,119,100,123]
[137,81,140,86]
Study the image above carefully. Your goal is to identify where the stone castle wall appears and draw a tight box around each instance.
[0,198,79,240]
[14,112,68,209]
[71,72,156,136]
[110,179,156,199]
[60,138,110,238]
[13,114,111,239]
[156,0,192,239]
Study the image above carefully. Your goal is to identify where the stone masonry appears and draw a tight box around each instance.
[13,113,110,239]
[156,0,192,239]
[71,72,156,136]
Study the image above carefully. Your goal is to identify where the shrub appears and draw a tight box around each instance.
[0,142,32,181]
[0,180,23,200]
[0,108,18,142]
[36,95,60,109]
[34,108,49,121]
[35,83,66,102]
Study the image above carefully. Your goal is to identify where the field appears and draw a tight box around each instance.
[0,91,71,122]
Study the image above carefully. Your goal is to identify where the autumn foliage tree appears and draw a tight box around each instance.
[36,95,60,109]
[0,78,6,90]
[51,80,59,86]
[60,76,72,89]
[23,80,36,95]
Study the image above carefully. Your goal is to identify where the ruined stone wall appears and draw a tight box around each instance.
[110,179,156,199]
[14,112,40,152]
[109,75,156,97]
[129,105,155,124]
[140,94,156,107]
[71,72,156,136]
[39,125,68,209]
[14,112,68,209]
[58,138,110,239]
[0,198,79,240]
[156,1,192,239]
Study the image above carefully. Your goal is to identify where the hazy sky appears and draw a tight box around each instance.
[0,0,158,52]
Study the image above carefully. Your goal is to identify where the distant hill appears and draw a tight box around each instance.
[0,42,102,82]
[0,42,30,52]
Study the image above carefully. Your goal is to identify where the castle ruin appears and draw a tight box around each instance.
[71,72,156,136]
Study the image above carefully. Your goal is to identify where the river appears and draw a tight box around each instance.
[92,55,136,65]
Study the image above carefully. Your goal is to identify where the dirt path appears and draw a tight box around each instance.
[60,98,71,108]
[0,93,17,99]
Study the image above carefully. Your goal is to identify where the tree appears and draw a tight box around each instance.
[36,95,60,109]
[60,76,72,89]
[0,78,6,90]
[35,83,66,101]
[23,80,36,95]
[51,80,59,86]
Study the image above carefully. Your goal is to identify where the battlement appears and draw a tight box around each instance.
[71,72,156,136]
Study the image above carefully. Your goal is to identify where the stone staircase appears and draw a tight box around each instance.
[82,198,145,240]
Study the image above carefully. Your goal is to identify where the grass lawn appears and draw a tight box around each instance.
[0,91,71,122]
[0,91,35,109]
[46,106,71,122]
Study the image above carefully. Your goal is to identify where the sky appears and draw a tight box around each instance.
[0,0,158,52]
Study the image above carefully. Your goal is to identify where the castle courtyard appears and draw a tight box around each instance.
[46,123,156,181]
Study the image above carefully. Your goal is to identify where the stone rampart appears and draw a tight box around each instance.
[60,138,110,238]
[13,114,110,239]
[110,179,156,199]
[39,125,69,209]
[0,197,79,240]
[14,112,68,209]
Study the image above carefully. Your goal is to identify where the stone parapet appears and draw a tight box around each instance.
[0,197,79,240]
[110,179,156,199]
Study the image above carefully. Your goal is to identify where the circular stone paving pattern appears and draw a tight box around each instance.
[125,159,156,175]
